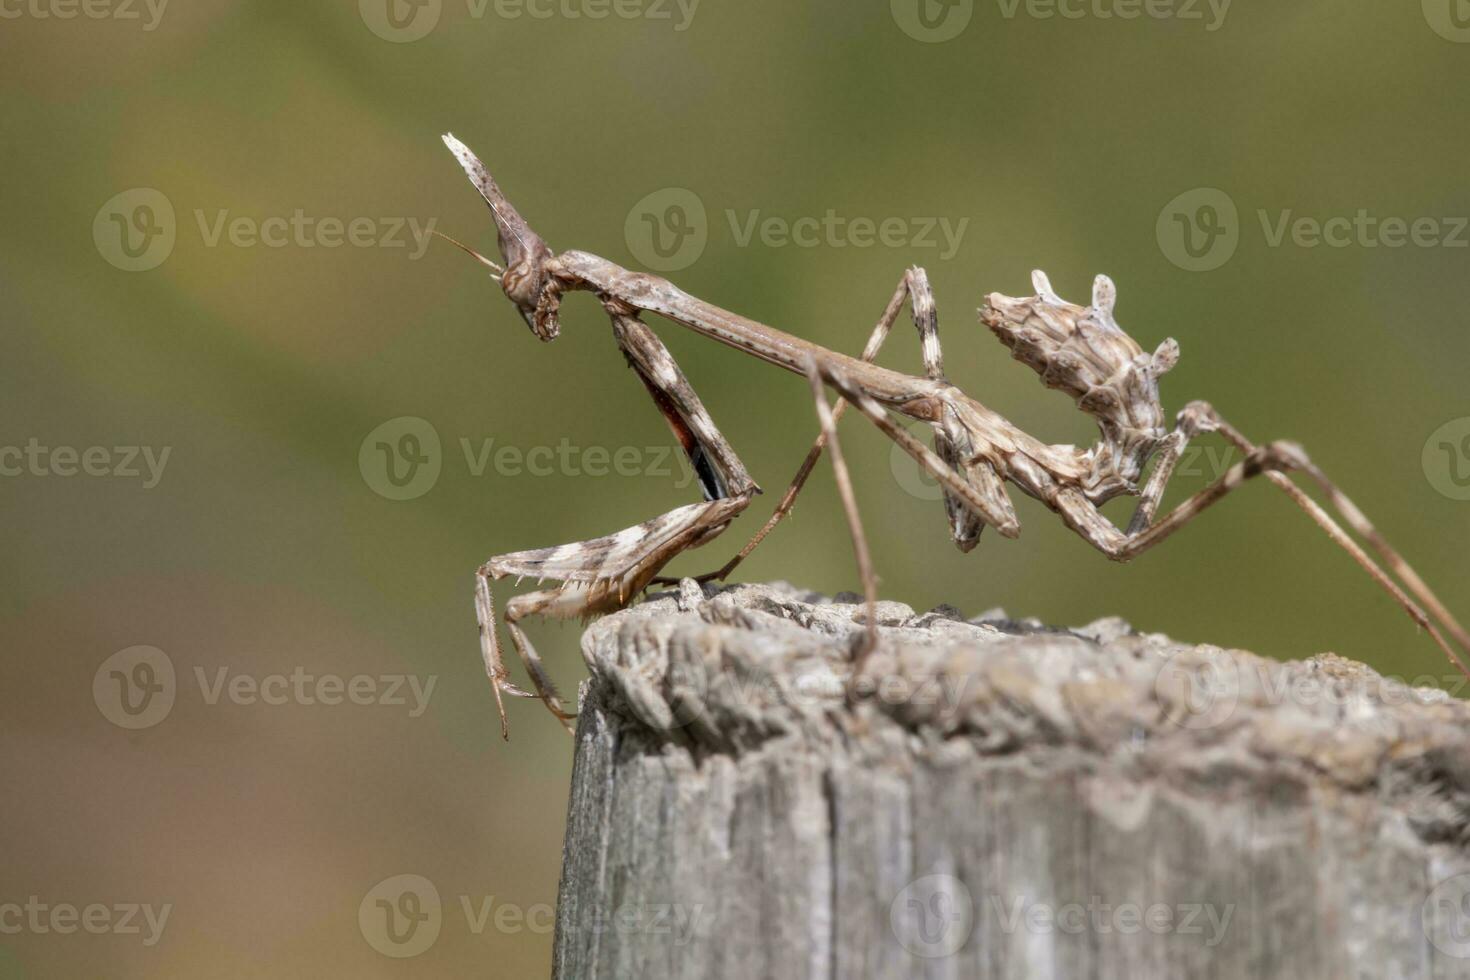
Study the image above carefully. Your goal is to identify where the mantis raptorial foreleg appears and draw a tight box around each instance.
[474,497,749,737]
[607,308,759,504]
[473,575,534,737]
[473,306,757,738]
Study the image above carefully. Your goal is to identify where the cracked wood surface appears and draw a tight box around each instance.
[552,581,1470,979]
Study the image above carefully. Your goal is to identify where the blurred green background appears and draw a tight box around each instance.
[2,0,1468,975]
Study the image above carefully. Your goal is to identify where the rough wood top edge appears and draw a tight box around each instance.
[577,580,1470,846]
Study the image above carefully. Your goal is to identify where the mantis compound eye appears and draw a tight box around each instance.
[499,261,545,325]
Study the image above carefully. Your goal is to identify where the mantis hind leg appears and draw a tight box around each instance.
[1055,430,1470,679]
[803,357,881,667]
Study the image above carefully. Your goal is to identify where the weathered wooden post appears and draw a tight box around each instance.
[553,582,1470,979]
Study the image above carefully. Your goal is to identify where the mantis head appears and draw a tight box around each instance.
[441,133,560,341]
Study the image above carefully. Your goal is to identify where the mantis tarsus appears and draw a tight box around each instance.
[437,132,1470,739]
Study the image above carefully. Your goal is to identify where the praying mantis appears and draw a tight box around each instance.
[436,132,1470,739]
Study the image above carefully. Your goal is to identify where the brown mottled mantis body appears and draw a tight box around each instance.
[438,133,1470,739]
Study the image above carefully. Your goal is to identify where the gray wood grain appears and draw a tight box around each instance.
[552,581,1470,980]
